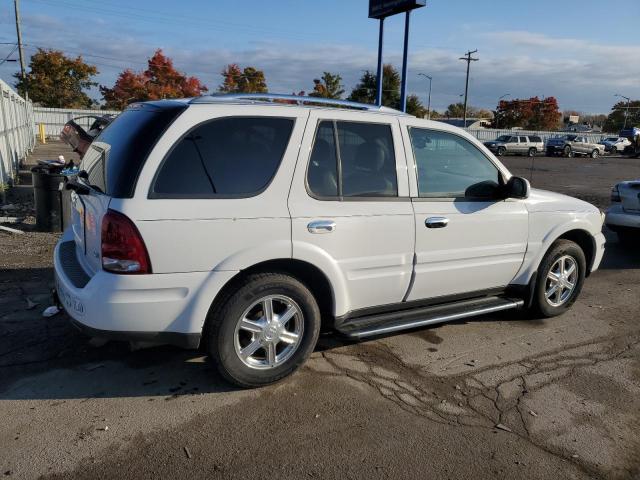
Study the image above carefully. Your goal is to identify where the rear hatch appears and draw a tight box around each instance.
[618,181,640,213]
[70,102,187,275]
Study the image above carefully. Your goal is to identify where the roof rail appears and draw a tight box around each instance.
[190,93,405,114]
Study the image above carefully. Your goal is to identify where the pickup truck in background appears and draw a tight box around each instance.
[546,135,605,158]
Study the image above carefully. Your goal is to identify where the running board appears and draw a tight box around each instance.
[336,296,524,339]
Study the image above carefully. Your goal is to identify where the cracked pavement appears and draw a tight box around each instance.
[1,154,639,479]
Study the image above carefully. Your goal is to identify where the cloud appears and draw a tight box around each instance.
[1,14,637,114]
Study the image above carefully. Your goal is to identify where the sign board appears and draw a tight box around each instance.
[369,0,426,19]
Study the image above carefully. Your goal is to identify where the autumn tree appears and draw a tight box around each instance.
[100,49,207,109]
[494,97,561,130]
[603,100,640,132]
[14,48,98,108]
[348,64,400,108]
[309,72,344,99]
[219,64,268,93]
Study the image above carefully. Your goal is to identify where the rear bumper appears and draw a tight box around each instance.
[605,204,640,229]
[53,232,237,348]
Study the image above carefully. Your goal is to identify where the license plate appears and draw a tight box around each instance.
[56,277,85,317]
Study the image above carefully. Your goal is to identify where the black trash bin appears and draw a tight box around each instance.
[31,163,73,232]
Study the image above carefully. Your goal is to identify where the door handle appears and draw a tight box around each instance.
[425,217,449,228]
[308,220,336,234]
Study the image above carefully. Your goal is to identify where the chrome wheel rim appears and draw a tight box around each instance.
[234,295,304,370]
[545,255,578,307]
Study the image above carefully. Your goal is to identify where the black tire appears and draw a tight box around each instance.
[206,273,321,388]
[497,146,506,156]
[528,147,536,157]
[611,146,617,154]
[546,148,554,157]
[563,145,573,157]
[591,149,599,159]
[531,239,586,318]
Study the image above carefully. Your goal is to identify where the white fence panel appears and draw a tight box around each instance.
[0,79,35,187]
[33,107,120,137]
[465,128,606,145]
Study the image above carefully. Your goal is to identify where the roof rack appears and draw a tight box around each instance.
[190,93,405,114]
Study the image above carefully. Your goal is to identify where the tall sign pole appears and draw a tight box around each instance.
[399,11,411,112]
[375,18,384,106]
[369,1,425,111]
[459,49,478,126]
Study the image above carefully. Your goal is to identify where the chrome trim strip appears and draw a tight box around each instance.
[346,300,524,339]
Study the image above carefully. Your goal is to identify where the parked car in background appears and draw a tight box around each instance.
[54,94,605,387]
[599,136,631,153]
[60,115,115,159]
[484,135,543,157]
[606,180,640,243]
[546,135,605,158]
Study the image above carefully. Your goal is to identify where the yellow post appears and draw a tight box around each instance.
[38,123,46,143]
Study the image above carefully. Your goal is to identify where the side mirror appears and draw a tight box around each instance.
[503,176,530,199]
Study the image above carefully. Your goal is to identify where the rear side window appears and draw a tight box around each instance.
[530,136,542,143]
[81,102,187,198]
[307,120,397,198]
[152,117,294,198]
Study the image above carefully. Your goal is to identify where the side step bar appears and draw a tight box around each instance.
[336,296,524,339]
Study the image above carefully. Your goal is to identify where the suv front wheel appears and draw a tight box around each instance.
[207,273,321,387]
[531,239,586,317]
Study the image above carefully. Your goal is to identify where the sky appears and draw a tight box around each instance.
[0,0,638,113]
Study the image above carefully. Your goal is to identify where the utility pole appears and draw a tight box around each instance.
[459,49,478,126]
[615,94,631,129]
[418,73,432,119]
[14,0,27,93]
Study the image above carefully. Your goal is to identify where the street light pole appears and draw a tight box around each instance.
[418,73,432,119]
[615,94,631,129]
[13,0,27,87]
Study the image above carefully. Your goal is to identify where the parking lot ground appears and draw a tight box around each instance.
[1,150,639,479]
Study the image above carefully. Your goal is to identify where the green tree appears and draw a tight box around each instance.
[348,64,400,108]
[309,72,344,99]
[444,103,466,118]
[14,48,98,108]
[604,100,640,132]
[219,64,268,93]
[406,94,426,118]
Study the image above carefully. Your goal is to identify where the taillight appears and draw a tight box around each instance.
[101,209,151,274]
[611,185,621,203]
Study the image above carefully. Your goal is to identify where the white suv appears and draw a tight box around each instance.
[54,94,606,387]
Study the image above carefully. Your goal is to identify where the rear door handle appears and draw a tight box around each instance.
[425,217,449,228]
[307,220,336,234]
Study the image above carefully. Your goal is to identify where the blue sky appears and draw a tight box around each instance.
[1,0,637,113]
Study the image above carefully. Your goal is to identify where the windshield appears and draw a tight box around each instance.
[605,137,618,142]
[81,102,187,197]
[565,135,577,141]
[496,135,510,142]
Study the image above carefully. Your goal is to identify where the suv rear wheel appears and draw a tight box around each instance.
[531,239,586,317]
[591,149,599,159]
[528,147,537,157]
[206,273,321,387]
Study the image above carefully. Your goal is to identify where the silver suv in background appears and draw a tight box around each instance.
[484,135,543,157]
[546,135,605,158]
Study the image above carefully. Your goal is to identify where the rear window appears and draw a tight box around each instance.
[151,117,294,198]
[81,102,187,198]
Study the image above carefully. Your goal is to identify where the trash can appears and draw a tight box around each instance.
[31,163,73,232]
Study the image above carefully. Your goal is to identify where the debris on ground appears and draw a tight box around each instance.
[84,364,105,372]
[0,216,24,223]
[25,298,39,310]
[183,447,192,459]
[42,305,60,317]
[495,423,512,432]
[0,225,24,235]
[529,410,538,417]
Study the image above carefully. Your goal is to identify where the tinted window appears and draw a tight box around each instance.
[153,117,294,197]
[338,122,397,197]
[81,102,187,198]
[519,136,527,143]
[529,136,542,142]
[307,121,397,198]
[409,128,500,198]
[307,121,338,197]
